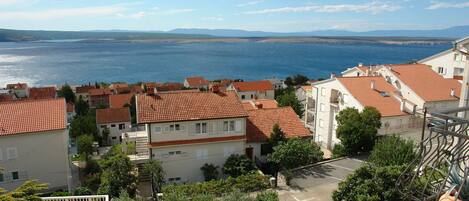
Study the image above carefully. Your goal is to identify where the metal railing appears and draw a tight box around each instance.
[397,107,469,201]
[41,195,109,201]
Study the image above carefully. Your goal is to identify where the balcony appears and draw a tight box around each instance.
[41,195,109,201]
[122,130,150,163]
[329,89,340,105]
[397,107,469,201]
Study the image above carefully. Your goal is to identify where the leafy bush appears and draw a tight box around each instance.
[77,134,94,158]
[201,163,219,181]
[223,154,257,178]
[331,144,347,159]
[84,158,101,175]
[50,191,71,196]
[268,138,323,170]
[73,187,92,195]
[369,135,418,167]
[255,191,279,201]
[83,173,100,191]
[162,172,269,199]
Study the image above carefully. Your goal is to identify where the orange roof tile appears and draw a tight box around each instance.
[137,91,248,124]
[109,93,134,108]
[96,108,130,124]
[150,135,245,147]
[110,83,129,89]
[337,76,408,117]
[6,83,27,90]
[246,107,310,143]
[28,87,56,99]
[0,98,66,136]
[0,94,14,102]
[232,80,274,91]
[76,85,96,94]
[388,64,461,102]
[89,88,112,96]
[242,99,278,111]
[130,85,143,94]
[157,82,184,91]
[300,85,312,92]
[185,76,209,87]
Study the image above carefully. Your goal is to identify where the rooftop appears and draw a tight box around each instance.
[109,93,134,108]
[232,80,274,92]
[0,98,66,136]
[242,99,278,111]
[89,88,112,96]
[96,107,131,124]
[137,91,248,124]
[388,64,461,102]
[76,85,96,94]
[246,107,310,143]
[337,76,409,117]
[6,83,27,90]
[28,87,56,99]
[185,76,209,87]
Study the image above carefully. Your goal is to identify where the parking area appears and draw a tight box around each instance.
[277,157,366,201]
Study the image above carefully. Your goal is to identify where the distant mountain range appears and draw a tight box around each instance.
[0,25,467,42]
[168,25,469,38]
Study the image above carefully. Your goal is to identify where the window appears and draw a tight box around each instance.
[321,88,326,96]
[119,124,125,130]
[154,126,162,133]
[100,125,107,129]
[223,121,235,132]
[196,122,207,134]
[319,119,324,128]
[241,95,245,99]
[7,148,17,160]
[11,171,19,180]
[112,137,117,139]
[261,143,273,156]
[438,67,445,74]
[455,67,464,75]
[169,151,182,156]
[169,124,182,132]
[111,124,116,128]
[250,94,254,99]
[0,173,3,182]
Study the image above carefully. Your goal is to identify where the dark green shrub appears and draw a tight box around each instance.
[332,144,347,159]
[223,154,257,178]
[255,191,279,201]
[73,187,92,195]
[201,163,219,181]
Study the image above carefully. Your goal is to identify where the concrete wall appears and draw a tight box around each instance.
[151,140,245,183]
[0,129,69,191]
[98,121,131,145]
[235,90,275,100]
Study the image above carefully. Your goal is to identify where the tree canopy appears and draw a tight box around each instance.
[335,107,381,155]
[369,135,418,167]
[98,153,137,198]
[284,74,309,87]
[268,138,323,170]
[77,134,94,159]
[269,124,287,147]
[70,114,97,138]
[144,159,166,197]
[58,84,76,103]
[75,96,90,116]
[223,154,257,178]
[276,89,304,117]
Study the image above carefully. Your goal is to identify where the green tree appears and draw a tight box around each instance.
[332,165,408,201]
[98,153,137,198]
[75,96,89,116]
[269,124,287,147]
[335,107,381,155]
[70,114,97,138]
[255,191,279,201]
[267,138,323,170]
[223,154,257,178]
[73,187,92,195]
[0,180,48,201]
[369,135,418,167]
[284,74,309,87]
[276,91,304,117]
[77,134,94,159]
[144,159,165,198]
[58,84,76,103]
[124,96,136,124]
[200,163,219,181]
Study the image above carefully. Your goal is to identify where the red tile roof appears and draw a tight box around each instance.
[6,83,27,90]
[242,99,278,111]
[0,98,67,136]
[109,93,134,108]
[137,91,248,124]
[0,94,14,102]
[232,80,274,91]
[157,82,184,91]
[28,87,56,99]
[300,85,312,92]
[76,85,96,94]
[110,83,129,89]
[246,107,310,143]
[337,76,408,117]
[130,85,143,94]
[150,135,245,147]
[185,76,209,87]
[96,108,130,124]
[89,88,112,96]
[388,64,461,102]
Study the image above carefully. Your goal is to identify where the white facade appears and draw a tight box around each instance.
[146,117,246,183]
[98,121,131,145]
[0,129,70,191]
[226,85,275,100]
[419,49,467,79]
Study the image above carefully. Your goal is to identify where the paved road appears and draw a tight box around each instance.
[278,157,365,201]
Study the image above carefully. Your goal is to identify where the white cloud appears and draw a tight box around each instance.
[0,0,36,6]
[130,11,146,19]
[426,1,469,9]
[0,5,124,20]
[237,0,264,7]
[244,2,400,15]
[203,16,224,21]
[161,8,195,15]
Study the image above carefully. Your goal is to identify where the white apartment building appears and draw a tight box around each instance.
[96,108,131,145]
[419,37,469,80]
[0,99,70,192]
[136,91,248,183]
[227,80,275,100]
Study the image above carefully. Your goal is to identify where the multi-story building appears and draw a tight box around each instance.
[96,108,131,145]
[227,80,275,100]
[419,37,469,80]
[0,98,70,192]
[135,91,249,183]
[89,88,112,108]
[75,85,96,102]
[184,76,209,90]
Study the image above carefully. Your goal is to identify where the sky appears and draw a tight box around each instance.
[0,0,468,32]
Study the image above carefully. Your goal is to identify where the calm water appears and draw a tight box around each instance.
[0,41,450,86]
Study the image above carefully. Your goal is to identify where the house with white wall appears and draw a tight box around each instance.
[0,98,70,192]
[96,108,131,145]
[184,76,209,90]
[6,83,28,99]
[419,37,469,80]
[136,91,248,183]
[227,80,275,100]
[341,64,382,77]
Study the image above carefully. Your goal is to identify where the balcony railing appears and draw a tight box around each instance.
[41,195,109,201]
[397,107,469,201]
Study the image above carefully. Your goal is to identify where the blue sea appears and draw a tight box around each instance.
[0,41,450,86]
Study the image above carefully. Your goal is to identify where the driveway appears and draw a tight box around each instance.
[277,157,366,201]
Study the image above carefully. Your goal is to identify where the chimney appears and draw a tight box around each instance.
[255,103,263,109]
[330,73,336,79]
[371,80,376,90]
[212,85,220,93]
[400,100,405,112]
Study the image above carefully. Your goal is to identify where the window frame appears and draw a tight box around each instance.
[118,123,125,130]
[195,122,208,134]
[11,171,19,181]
